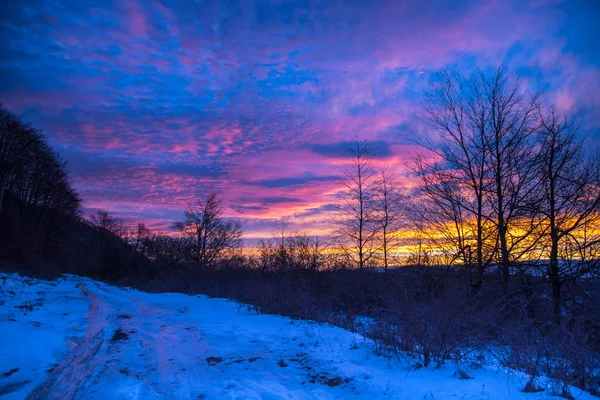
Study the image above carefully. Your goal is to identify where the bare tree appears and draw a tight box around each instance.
[90,210,125,236]
[144,233,188,269]
[307,235,327,271]
[257,219,327,272]
[375,169,404,271]
[333,140,380,270]
[288,233,327,271]
[480,64,543,285]
[256,238,276,270]
[406,226,433,267]
[420,68,494,279]
[273,218,291,269]
[131,222,151,254]
[419,64,543,285]
[175,192,243,266]
[410,159,476,267]
[535,107,600,317]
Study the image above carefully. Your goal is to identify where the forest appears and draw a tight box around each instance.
[2,65,600,398]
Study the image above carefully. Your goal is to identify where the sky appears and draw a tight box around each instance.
[1,0,599,243]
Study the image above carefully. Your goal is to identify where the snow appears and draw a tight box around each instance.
[0,273,595,399]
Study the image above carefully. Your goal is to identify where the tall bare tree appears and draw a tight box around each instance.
[175,192,243,266]
[535,107,600,316]
[375,169,404,271]
[420,64,543,285]
[273,218,291,269]
[333,140,380,270]
[420,68,494,279]
[480,64,543,285]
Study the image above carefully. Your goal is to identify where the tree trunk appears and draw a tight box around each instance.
[499,222,510,288]
[359,190,364,270]
[196,231,202,265]
[549,233,561,321]
[383,226,388,272]
[496,177,510,288]
[201,230,207,264]
[476,196,484,285]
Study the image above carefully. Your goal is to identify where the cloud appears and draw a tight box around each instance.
[305,140,395,159]
[1,0,598,241]
[251,175,339,188]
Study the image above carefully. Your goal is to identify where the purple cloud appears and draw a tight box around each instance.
[1,0,598,241]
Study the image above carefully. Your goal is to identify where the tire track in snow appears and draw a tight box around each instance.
[26,284,110,400]
[117,298,212,398]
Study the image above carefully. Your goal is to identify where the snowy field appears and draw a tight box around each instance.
[0,273,595,399]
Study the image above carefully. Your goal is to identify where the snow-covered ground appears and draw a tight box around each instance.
[0,273,595,399]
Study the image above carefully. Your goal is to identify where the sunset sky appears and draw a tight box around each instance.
[2,0,599,243]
